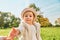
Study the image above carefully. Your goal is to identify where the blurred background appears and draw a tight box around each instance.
[0,0,60,40]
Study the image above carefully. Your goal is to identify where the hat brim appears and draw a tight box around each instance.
[21,8,37,21]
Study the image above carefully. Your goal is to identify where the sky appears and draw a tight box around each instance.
[0,0,60,24]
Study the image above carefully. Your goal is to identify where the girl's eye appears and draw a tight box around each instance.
[24,15,32,17]
[25,15,28,17]
[30,16,32,17]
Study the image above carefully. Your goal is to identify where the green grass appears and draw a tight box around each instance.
[41,27,60,40]
[0,28,11,36]
[0,27,60,40]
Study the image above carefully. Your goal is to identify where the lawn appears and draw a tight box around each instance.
[0,28,11,36]
[0,27,60,40]
[41,27,60,40]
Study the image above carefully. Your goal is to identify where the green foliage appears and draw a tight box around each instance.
[0,11,20,29]
[37,15,52,27]
[0,12,4,28]
[29,3,40,11]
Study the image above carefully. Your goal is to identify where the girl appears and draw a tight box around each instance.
[17,8,42,40]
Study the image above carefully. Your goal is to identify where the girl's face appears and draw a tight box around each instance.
[23,12,34,25]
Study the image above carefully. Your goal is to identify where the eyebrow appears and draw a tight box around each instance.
[23,11,35,17]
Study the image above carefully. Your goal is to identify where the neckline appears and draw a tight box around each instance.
[23,21,33,26]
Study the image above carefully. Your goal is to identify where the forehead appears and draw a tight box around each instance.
[24,11,33,15]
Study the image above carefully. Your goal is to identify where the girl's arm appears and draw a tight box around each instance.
[37,24,42,40]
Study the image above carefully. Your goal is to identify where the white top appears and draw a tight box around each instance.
[18,22,37,40]
[29,25,37,40]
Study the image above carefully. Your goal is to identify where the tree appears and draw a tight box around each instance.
[55,18,60,27]
[0,12,4,28]
[0,11,20,29]
[55,18,60,25]
[29,3,52,27]
[29,3,40,11]
[37,16,51,27]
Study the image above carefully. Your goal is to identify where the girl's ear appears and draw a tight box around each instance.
[33,17,36,22]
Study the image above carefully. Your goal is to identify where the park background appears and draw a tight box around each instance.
[0,0,60,40]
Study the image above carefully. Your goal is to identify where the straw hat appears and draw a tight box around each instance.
[21,8,37,21]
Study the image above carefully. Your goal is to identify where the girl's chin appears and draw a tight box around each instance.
[25,21,33,24]
[25,21,29,22]
[26,21,31,23]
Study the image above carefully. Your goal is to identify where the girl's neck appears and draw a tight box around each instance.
[25,22,33,25]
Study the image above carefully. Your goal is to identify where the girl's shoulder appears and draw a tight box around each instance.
[34,22,40,27]
[18,21,28,30]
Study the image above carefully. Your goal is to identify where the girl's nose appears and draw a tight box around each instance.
[27,16,30,19]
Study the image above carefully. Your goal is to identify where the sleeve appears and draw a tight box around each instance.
[37,23,42,40]
[17,23,25,34]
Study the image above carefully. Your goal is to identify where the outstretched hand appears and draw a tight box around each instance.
[8,27,19,40]
[0,27,20,40]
